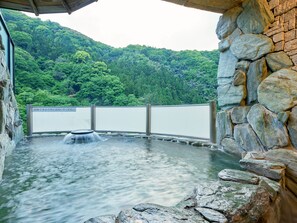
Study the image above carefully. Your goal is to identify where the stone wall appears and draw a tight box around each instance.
[216,0,297,156]
[0,49,23,180]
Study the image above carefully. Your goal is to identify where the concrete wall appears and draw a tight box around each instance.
[216,0,297,156]
[0,49,23,180]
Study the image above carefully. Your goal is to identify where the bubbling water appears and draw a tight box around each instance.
[63,130,102,144]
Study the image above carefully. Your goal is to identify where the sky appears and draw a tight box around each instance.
[26,0,220,51]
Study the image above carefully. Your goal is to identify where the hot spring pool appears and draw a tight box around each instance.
[0,136,241,223]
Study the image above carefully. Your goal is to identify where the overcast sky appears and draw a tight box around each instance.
[26,0,220,51]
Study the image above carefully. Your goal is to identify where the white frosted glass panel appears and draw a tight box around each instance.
[32,107,91,132]
[151,105,210,139]
[96,107,146,132]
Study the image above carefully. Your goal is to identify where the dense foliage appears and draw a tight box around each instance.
[2,9,219,126]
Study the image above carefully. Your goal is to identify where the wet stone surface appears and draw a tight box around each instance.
[116,203,208,223]
[88,178,274,223]
[84,215,116,223]
[218,168,260,184]
[240,158,285,180]
[195,207,228,223]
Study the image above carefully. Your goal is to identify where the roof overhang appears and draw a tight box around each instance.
[162,0,243,13]
[0,0,243,17]
[0,0,98,16]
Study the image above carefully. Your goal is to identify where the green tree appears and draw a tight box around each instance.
[11,31,32,50]
[77,75,125,105]
[73,50,91,63]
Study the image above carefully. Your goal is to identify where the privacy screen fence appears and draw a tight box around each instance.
[26,102,216,142]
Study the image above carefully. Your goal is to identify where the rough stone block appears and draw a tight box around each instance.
[195,208,227,223]
[237,0,274,34]
[230,106,251,124]
[244,151,265,160]
[218,28,242,52]
[258,69,297,113]
[284,8,296,22]
[0,134,12,180]
[290,54,297,65]
[259,176,281,195]
[193,180,271,222]
[216,111,233,144]
[265,149,297,184]
[273,32,284,42]
[270,16,281,27]
[84,215,116,223]
[217,50,238,78]
[231,34,274,61]
[264,25,284,37]
[288,106,297,148]
[240,158,286,181]
[0,85,10,107]
[247,58,268,104]
[285,29,296,42]
[221,137,242,156]
[217,84,246,108]
[287,49,297,56]
[269,0,279,9]
[258,177,280,203]
[218,169,260,185]
[117,203,206,223]
[236,60,250,72]
[234,124,264,152]
[216,7,243,40]
[247,104,289,150]
[277,111,290,124]
[266,51,293,71]
[218,77,233,85]
[274,40,285,51]
[218,39,230,52]
[284,39,297,52]
[233,70,246,86]
[274,1,297,16]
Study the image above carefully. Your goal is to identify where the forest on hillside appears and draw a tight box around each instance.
[1,9,219,124]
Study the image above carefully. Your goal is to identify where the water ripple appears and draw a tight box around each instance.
[0,136,240,223]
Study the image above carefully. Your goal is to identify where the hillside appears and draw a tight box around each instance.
[1,9,219,124]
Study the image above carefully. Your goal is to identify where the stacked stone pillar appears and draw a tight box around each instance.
[216,0,297,155]
[0,50,23,180]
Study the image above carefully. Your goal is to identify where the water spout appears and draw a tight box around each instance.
[63,130,102,144]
